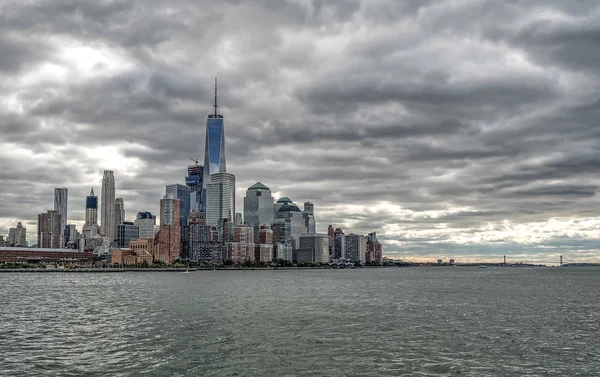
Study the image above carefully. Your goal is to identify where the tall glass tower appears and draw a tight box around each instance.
[202,78,226,212]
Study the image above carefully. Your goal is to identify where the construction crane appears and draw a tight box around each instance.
[190,157,199,165]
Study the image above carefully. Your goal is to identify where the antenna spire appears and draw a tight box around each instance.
[214,77,218,116]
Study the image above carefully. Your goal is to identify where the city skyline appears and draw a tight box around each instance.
[1,1,600,262]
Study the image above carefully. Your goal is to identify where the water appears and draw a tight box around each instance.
[1,267,599,376]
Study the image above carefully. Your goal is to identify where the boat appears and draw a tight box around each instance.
[181,270,190,274]
[478,265,488,269]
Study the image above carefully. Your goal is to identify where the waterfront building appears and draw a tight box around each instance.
[117,222,139,249]
[256,225,274,262]
[226,225,254,262]
[7,222,27,247]
[366,232,383,263]
[327,225,334,259]
[38,210,61,249]
[54,187,68,247]
[275,242,293,261]
[243,182,274,243]
[157,194,181,263]
[114,198,125,240]
[82,188,101,242]
[187,211,213,263]
[202,78,227,213]
[205,172,235,226]
[333,228,345,259]
[449,258,455,265]
[100,170,116,241]
[64,224,78,249]
[0,247,93,264]
[299,233,329,263]
[129,238,156,260]
[344,234,367,264]
[134,212,156,239]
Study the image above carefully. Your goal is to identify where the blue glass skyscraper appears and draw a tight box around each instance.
[202,78,226,212]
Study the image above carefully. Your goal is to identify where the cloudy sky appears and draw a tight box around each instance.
[1,0,599,263]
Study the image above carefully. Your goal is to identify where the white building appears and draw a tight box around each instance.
[205,172,235,226]
[7,222,27,247]
[299,233,329,263]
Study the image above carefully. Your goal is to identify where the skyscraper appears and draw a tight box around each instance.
[202,78,226,212]
[8,222,27,247]
[83,188,101,242]
[166,184,191,227]
[117,222,139,249]
[298,233,329,264]
[205,172,236,226]
[54,187,68,247]
[134,211,156,239]
[100,170,116,241]
[186,164,204,212]
[114,197,125,240]
[157,194,181,263]
[344,234,367,264]
[38,210,61,248]
[243,182,274,242]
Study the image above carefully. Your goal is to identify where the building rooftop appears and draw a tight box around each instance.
[277,197,293,204]
[248,182,270,190]
[278,203,301,212]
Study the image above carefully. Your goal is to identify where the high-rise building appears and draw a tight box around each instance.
[366,232,383,263]
[134,212,156,239]
[114,198,125,240]
[202,78,227,213]
[243,182,274,242]
[303,202,316,234]
[64,224,78,249]
[344,234,367,264]
[187,210,214,263]
[299,233,329,263]
[186,164,204,212]
[303,201,314,215]
[100,170,116,241]
[8,222,27,247]
[205,172,235,226]
[157,194,181,263]
[271,199,307,251]
[327,225,334,259]
[235,212,243,226]
[333,228,345,259]
[227,225,254,262]
[82,188,101,242]
[38,210,61,248]
[117,222,139,249]
[54,187,68,247]
[256,226,274,262]
[166,184,191,227]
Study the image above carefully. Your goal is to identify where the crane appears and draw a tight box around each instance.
[190,157,199,165]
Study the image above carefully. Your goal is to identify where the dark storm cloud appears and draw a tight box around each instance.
[1,0,600,261]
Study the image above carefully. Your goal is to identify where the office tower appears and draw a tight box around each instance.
[114,198,125,240]
[157,194,181,263]
[327,225,334,259]
[271,198,307,251]
[64,224,78,249]
[302,202,316,233]
[303,201,314,215]
[298,233,329,263]
[38,210,61,248]
[205,172,235,226]
[166,184,191,227]
[117,222,139,248]
[134,212,156,239]
[256,226,274,262]
[100,170,116,241]
[83,188,101,241]
[366,232,383,263]
[333,228,345,259]
[227,225,254,262]
[202,78,227,212]
[344,234,367,264]
[8,222,27,247]
[54,187,68,246]
[235,213,243,226]
[186,164,204,212]
[243,182,274,242]
[273,196,291,218]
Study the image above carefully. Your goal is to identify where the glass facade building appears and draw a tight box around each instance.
[202,80,226,213]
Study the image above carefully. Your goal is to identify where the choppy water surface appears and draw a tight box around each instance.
[1,267,599,376]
